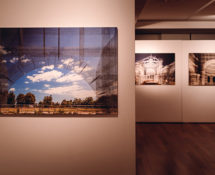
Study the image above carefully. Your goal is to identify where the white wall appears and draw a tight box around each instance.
[136,40,215,123]
[0,1,135,175]
[135,41,182,122]
[182,41,215,122]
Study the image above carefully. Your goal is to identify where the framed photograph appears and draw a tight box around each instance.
[135,53,175,85]
[189,53,215,86]
[0,28,118,116]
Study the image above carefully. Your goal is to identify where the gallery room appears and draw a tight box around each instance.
[0,0,215,175]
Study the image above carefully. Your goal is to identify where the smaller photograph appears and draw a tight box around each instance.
[189,53,215,86]
[135,53,175,85]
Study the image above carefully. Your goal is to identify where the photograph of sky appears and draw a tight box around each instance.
[0,28,118,116]
[10,62,96,103]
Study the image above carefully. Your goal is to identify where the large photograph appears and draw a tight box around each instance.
[0,28,118,116]
[189,53,215,86]
[135,53,175,85]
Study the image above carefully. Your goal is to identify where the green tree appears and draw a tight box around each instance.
[61,99,67,107]
[72,98,82,105]
[43,95,52,107]
[96,95,117,108]
[82,97,94,105]
[25,92,36,104]
[38,101,43,107]
[55,102,60,107]
[16,93,25,105]
[7,91,15,106]
[0,90,8,106]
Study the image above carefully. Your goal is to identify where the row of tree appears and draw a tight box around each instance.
[6,91,117,107]
[38,96,95,107]
[7,92,36,105]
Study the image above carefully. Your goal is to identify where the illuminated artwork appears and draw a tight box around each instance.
[189,53,215,86]
[135,53,175,85]
[0,28,118,116]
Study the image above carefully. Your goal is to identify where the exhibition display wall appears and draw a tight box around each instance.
[136,40,215,122]
[0,1,135,175]
[182,41,215,122]
[136,41,182,122]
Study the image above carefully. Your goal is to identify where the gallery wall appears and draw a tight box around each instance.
[0,1,135,175]
[136,40,182,122]
[136,40,215,122]
[182,41,215,122]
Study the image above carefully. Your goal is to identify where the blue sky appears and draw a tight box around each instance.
[9,62,96,103]
[0,28,117,103]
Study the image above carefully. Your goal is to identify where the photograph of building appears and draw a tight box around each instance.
[135,53,175,85]
[189,53,215,86]
[0,28,118,116]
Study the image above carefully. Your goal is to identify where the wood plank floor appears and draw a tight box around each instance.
[136,123,215,175]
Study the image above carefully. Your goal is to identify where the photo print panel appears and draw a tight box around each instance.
[189,53,215,86]
[0,28,118,116]
[135,53,175,85]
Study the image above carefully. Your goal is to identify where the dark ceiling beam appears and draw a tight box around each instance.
[136,28,215,35]
[187,0,215,19]
[137,19,215,22]
[136,0,215,28]
[135,0,147,23]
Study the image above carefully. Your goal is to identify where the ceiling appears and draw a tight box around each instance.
[136,0,215,26]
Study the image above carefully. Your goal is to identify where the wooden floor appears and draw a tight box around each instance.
[136,123,215,175]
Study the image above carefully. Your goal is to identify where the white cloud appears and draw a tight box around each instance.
[73,66,82,72]
[42,84,96,99]
[40,61,45,64]
[27,70,63,83]
[44,84,50,88]
[57,64,64,69]
[10,57,19,63]
[24,81,29,84]
[41,65,54,71]
[61,58,74,65]
[0,45,8,55]
[38,70,44,73]
[1,59,7,63]
[21,58,31,63]
[56,72,84,83]
[9,88,15,92]
[25,88,29,91]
